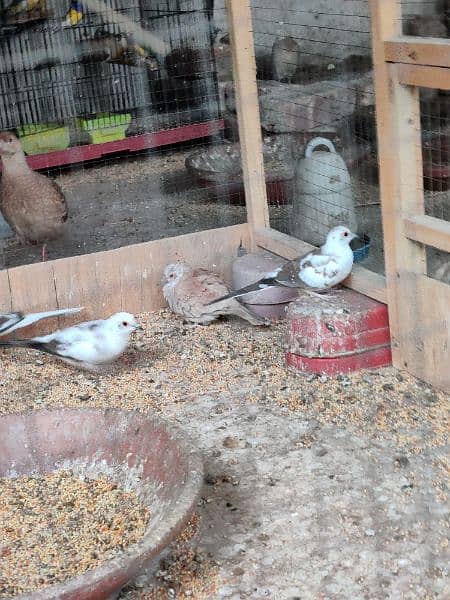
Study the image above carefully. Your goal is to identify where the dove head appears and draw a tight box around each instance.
[162,262,190,286]
[108,312,141,336]
[323,226,358,252]
[0,132,23,157]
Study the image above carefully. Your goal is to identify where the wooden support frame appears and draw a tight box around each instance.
[369,0,450,389]
[385,37,450,68]
[226,0,269,241]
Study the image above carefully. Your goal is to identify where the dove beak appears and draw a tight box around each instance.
[134,324,144,331]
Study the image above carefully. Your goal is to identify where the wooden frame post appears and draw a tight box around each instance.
[369,0,426,371]
[226,0,269,246]
[369,0,450,389]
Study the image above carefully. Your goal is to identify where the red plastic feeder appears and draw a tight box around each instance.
[285,288,392,375]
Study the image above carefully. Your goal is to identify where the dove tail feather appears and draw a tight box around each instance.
[207,277,278,306]
[0,339,61,358]
[232,302,269,326]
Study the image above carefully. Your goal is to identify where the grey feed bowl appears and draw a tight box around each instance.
[0,408,203,600]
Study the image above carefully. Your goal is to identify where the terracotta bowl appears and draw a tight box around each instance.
[0,408,203,600]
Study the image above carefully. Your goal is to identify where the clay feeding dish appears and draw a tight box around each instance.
[0,407,203,600]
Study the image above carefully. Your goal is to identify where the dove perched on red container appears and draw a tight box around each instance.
[0,131,68,261]
[207,225,358,304]
[162,262,269,326]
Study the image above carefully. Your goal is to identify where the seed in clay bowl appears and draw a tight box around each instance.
[0,408,203,600]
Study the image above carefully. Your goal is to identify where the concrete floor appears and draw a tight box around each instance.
[121,389,448,599]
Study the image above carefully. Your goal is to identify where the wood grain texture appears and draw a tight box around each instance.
[418,276,450,391]
[385,37,450,68]
[0,224,251,325]
[404,214,450,253]
[396,63,450,90]
[369,1,450,388]
[226,0,269,240]
[0,269,12,312]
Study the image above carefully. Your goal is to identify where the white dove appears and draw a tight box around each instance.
[208,225,358,304]
[162,262,269,326]
[0,307,83,337]
[0,312,141,372]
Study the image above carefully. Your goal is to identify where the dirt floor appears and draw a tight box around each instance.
[0,311,448,599]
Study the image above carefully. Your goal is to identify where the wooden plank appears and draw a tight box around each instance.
[0,270,12,312]
[396,63,450,90]
[418,276,450,391]
[0,224,250,320]
[226,0,269,240]
[7,262,57,313]
[385,37,450,68]
[254,228,387,304]
[370,0,426,372]
[404,214,450,253]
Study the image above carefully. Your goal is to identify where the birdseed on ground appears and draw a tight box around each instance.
[0,310,448,598]
[0,470,150,597]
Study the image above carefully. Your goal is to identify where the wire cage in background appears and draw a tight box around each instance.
[0,0,254,279]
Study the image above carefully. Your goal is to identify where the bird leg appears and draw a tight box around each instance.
[41,244,47,262]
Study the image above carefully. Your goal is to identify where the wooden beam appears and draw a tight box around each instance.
[254,228,387,304]
[369,0,427,374]
[396,64,450,90]
[404,214,450,253]
[385,37,450,68]
[226,0,269,242]
[416,276,450,391]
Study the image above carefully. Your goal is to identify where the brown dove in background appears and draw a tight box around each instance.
[0,132,68,260]
[162,262,269,326]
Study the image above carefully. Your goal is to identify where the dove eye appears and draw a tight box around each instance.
[343,231,348,237]
[122,321,128,327]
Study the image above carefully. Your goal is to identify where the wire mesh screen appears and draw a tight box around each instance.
[400,1,450,285]
[0,0,248,269]
[244,1,382,274]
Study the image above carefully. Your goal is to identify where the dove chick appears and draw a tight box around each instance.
[0,312,141,372]
[207,225,358,304]
[162,262,269,326]
[0,132,68,260]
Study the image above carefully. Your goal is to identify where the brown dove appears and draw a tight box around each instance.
[0,131,68,260]
[162,262,269,326]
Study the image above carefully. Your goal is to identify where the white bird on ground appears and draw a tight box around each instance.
[0,311,141,372]
[207,225,358,304]
[162,262,269,326]
[0,307,84,336]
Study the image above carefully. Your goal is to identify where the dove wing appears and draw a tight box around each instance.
[0,312,22,333]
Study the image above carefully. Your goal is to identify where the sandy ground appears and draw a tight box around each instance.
[0,310,448,599]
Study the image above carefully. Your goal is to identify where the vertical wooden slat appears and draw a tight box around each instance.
[0,270,12,312]
[369,0,427,376]
[226,0,269,244]
[52,255,93,328]
[7,262,57,313]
